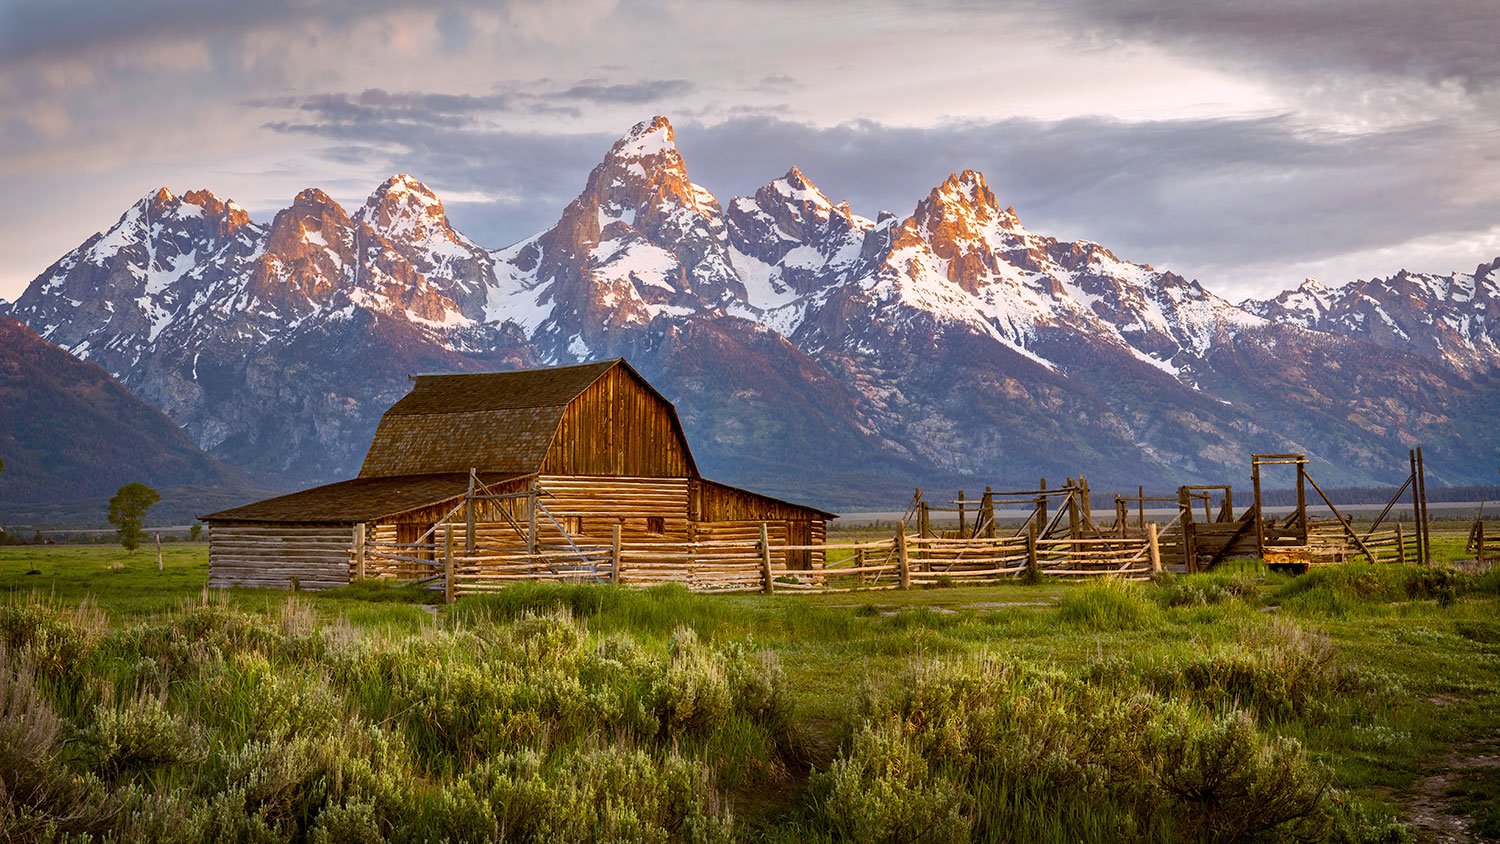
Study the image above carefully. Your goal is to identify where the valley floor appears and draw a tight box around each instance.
[0,538,1496,842]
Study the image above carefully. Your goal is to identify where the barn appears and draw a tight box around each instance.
[202,359,834,590]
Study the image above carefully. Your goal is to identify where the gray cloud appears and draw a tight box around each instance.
[256,99,1500,294]
[1012,0,1500,91]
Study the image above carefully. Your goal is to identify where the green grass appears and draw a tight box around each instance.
[1,542,1497,841]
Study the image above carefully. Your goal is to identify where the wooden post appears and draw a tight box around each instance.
[1201,493,1212,524]
[918,502,930,539]
[1147,523,1162,574]
[1066,478,1081,539]
[1026,521,1039,580]
[353,523,366,581]
[443,524,455,605]
[1138,484,1145,530]
[1396,522,1406,565]
[1116,497,1127,538]
[896,528,912,590]
[1251,459,1265,559]
[1039,477,1049,532]
[759,522,774,595]
[1416,448,1431,565]
[957,490,967,537]
[1224,487,1234,521]
[465,469,476,554]
[1478,519,1486,565]
[1295,461,1309,545]
[1079,476,1092,530]
[526,481,538,556]
[981,487,996,538]
[610,522,623,584]
[1404,452,1416,563]
[1179,486,1197,573]
[155,533,163,572]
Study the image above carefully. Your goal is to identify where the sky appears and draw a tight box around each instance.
[1,0,1498,303]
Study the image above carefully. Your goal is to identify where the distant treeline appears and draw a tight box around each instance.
[1093,485,1500,509]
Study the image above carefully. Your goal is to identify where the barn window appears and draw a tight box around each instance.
[646,517,665,535]
[563,516,583,535]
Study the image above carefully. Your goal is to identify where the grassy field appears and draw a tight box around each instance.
[0,536,1497,842]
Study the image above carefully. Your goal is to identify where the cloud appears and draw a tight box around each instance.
[555,78,695,103]
[1016,0,1500,92]
[252,98,1500,296]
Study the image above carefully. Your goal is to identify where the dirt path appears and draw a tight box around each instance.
[1404,741,1500,843]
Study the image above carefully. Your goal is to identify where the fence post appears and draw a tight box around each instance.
[1026,522,1039,580]
[957,490,967,536]
[353,523,366,581]
[1147,523,1161,575]
[896,529,911,590]
[758,522,775,595]
[1479,519,1487,565]
[1396,523,1406,565]
[443,524,455,605]
[611,522,623,584]
[982,487,995,538]
[155,533,163,572]
[918,502,930,539]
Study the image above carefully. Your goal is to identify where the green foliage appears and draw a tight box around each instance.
[188,523,202,542]
[816,656,1333,842]
[1056,578,1160,630]
[1147,620,1378,723]
[107,481,160,552]
[1,546,1497,840]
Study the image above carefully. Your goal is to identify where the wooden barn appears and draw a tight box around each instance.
[203,360,834,590]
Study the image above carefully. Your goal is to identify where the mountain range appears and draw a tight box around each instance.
[5,116,1497,507]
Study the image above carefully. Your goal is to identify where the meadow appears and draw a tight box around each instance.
[0,528,1496,843]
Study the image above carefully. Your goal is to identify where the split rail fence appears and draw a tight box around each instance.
[352,522,1162,602]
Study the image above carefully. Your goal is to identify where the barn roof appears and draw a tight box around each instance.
[358,359,697,478]
[202,472,527,524]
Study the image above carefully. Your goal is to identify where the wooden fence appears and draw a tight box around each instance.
[354,523,1162,602]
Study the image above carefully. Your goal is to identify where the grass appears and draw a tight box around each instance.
[0,540,1497,841]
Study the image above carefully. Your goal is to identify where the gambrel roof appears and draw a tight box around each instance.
[357,359,697,478]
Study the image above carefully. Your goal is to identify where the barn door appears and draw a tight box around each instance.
[787,521,811,570]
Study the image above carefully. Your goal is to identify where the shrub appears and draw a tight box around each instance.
[1154,572,1260,608]
[0,597,105,679]
[654,627,732,736]
[1149,620,1371,722]
[813,655,1333,841]
[815,721,971,844]
[79,693,201,778]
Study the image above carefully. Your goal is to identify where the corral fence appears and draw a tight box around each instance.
[353,522,1163,602]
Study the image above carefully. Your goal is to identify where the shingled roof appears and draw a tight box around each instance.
[358,359,696,478]
[202,473,526,524]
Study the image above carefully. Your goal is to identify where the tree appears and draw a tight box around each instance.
[189,523,202,542]
[108,483,160,552]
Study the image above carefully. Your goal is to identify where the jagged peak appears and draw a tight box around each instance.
[931,170,999,211]
[368,173,441,208]
[610,115,677,160]
[770,165,834,208]
[288,187,349,218]
[143,186,176,206]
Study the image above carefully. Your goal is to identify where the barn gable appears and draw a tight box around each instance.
[358,359,697,479]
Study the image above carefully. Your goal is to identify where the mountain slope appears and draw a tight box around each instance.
[1243,260,1500,376]
[6,114,1498,504]
[0,317,246,502]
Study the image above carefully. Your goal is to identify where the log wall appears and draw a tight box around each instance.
[208,523,352,590]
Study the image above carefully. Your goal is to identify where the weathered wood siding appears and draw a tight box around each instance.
[533,475,692,543]
[208,523,352,590]
[540,367,693,477]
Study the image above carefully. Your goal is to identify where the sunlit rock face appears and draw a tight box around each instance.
[7,115,1498,499]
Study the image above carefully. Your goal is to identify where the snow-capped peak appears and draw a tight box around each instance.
[611,115,676,159]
